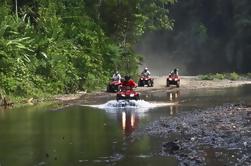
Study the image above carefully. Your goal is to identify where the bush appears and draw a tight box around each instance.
[0,88,6,99]
[200,72,242,81]
[227,72,239,81]
[199,74,214,80]
[215,73,225,80]
[247,73,251,79]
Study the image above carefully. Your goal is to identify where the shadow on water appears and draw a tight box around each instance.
[0,85,250,165]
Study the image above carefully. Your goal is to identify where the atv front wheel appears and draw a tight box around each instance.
[150,80,154,87]
[166,81,170,87]
[138,81,141,87]
[107,85,111,92]
[116,96,121,101]
[116,86,121,92]
[147,80,153,87]
[134,96,140,100]
[176,81,180,88]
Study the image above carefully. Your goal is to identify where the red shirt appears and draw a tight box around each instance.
[121,79,137,88]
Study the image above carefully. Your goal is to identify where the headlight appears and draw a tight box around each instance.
[130,94,135,97]
[175,78,178,81]
[122,94,125,97]
[169,78,172,81]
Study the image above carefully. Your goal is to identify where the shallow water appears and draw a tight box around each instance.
[0,85,251,165]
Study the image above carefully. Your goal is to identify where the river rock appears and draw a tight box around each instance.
[162,141,180,154]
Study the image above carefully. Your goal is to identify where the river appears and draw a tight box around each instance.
[0,85,250,166]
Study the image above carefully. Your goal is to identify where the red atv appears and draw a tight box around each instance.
[138,76,154,87]
[107,79,121,92]
[166,73,180,88]
[116,86,140,101]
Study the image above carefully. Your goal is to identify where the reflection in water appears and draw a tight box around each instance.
[118,110,139,136]
[169,105,179,115]
[122,111,126,130]
[168,91,180,101]
[167,91,180,115]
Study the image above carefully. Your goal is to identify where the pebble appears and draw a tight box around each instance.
[190,137,196,141]
[243,142,247,147]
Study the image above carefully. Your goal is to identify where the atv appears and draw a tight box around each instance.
[116,86,140,101]
[107,79,121,92]
[138,76,154,87]
[166,73,180,88]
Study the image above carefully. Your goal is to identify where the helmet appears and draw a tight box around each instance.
[115,71,119,74]
[124,75,130,81]
[174,68,178,72]
[144,67,148,72]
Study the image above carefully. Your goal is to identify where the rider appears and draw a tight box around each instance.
[112,71,121,82]
[141,67,151,77]
[121,75,137,89]
[170,68,179,76]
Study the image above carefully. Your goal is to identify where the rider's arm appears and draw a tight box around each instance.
[130,80,137,88]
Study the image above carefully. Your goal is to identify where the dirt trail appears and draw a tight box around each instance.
[55,76,251,102]
[152,76,251,90]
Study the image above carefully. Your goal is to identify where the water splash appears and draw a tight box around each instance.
[88,100,177,113]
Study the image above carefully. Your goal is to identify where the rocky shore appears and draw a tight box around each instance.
[145,104,251,165]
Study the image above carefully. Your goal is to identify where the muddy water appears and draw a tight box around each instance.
[0,85,251,166]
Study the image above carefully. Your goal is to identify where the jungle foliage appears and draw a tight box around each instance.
[172,0,251,74]
[0,0,174,98]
